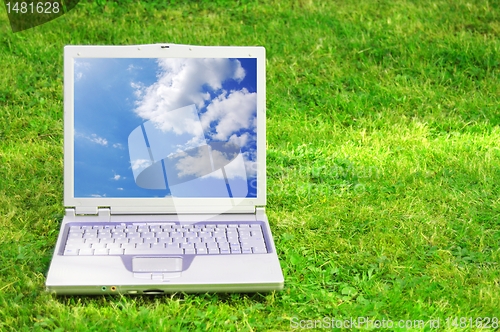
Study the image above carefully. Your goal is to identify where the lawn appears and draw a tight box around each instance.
[0,0,499,330]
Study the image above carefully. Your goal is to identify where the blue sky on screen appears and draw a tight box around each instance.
[73,57,258,198]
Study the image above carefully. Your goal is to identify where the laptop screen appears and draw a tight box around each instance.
[73,57,258,199]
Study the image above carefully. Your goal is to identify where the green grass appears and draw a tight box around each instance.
[1,0,500,330]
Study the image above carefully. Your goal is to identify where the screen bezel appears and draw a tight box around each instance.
[63,44,266,214]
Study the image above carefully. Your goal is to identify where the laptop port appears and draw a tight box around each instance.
[110,286,117,292]
[143,289,165,295]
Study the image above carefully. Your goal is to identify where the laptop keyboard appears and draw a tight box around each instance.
[62,222,268,256]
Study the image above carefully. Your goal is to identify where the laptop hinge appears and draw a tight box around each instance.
[65,208,76,218]
[98,207,111,222]
[72,206,111,221]
[74,206,98,215]
[256,206,265,217]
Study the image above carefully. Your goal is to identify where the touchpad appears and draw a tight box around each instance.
[132,257,183,272]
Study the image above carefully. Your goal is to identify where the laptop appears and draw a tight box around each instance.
[45,44,284,294]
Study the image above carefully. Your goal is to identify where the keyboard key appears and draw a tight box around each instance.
[121,243,136,250]
[65,243,90,249]
[194,242,206,249]
[242,242,266,251]
[127,234,140,241]
[196,248,208,254]
[91,243,106,249]
[85,238,99,247]
[202,237,216,243]
[106,242,122,250]
[252,247,267,254]
[67,238,85,244]
[160,224,173,230]
[99,238,114,244]
[136,243,151,249]
[151,243,165,249]
[79,248,94,255]
[206,242,218,249]
[108,248,124,255]
[218,243,230,250]
[64,248,79,255]
[94,248,109,255]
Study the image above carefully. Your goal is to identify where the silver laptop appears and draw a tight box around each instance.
[45,44,284,294]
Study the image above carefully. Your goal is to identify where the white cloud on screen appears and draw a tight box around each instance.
[131,159,152,173]
[89,134,108,146]
[75,132,109,146]
[201,89,257,141]
[130,58,258,180]
[127,64,142,72]
[149,107,205,137]
[174,148,212,179]
[74,61,91,82]
[172,135,207,156]
[132,58,245,129]
[242,150,258,177]
[174,148,246,180]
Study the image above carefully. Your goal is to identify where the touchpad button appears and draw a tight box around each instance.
[132,257,183,272]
